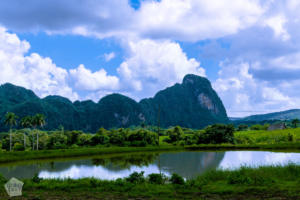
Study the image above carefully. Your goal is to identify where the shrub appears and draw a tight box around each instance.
[91,134,109,146]
[170,173,184,185]
[168,126,184,143]
[90,178,99,188]
[32,173,42,183]
[237,124,248,131]
[126,171,145,184]
[202,124,234,144]
[109,129,126,146]
[288,133,294,142]
[0,174,7,184]
[65,130,83,145]
[77,134,92,146]
[13,142,24,151]
[250,124,269,130]
[148,173,166,184]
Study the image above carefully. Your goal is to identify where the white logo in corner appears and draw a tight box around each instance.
[4,177,24,197]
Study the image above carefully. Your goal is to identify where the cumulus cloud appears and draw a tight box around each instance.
[213,60,299,117]
[69,64,119,91]
[137,0,265,41]
[0,27,78,100]
[0,0,266,41]
[0,27,124,101]
[103,52,115,62]
[117,39,205,99]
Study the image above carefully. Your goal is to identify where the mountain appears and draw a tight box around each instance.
[0,74,228,132]
[236,109,300,122]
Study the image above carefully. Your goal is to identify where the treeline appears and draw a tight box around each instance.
[0,128,158,152]
[1,112,299,152]
[163,124,234,145]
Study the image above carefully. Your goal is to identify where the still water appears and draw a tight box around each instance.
[0,151,300,180]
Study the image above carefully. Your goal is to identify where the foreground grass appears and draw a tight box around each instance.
[0,164,299,199]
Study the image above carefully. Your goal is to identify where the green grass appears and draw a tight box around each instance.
[235,128,300,144]
[0,164,299,199]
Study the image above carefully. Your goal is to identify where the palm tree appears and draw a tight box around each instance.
[32,114,45,150]
[292,118,300,128]
[20,116,33,150]
[4,112,18,151]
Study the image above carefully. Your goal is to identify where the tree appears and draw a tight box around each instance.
[32,114,46,150]
[4,112,18,151]
[203,124,235,144]
[168,126,184,143]
[292,118,300,128]
[237,124,248,131]
[20,116,33,149]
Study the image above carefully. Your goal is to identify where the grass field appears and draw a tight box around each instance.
[234,128,300,144]
[0,164,299,199]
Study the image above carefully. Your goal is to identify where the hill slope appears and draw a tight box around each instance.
[0,74,228,132]
[233,109,300,125]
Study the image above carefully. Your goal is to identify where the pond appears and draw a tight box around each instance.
[0,150,300,180]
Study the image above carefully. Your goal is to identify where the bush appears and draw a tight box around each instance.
[0,174,7,184]
[126,171,145,184]
[168,126,184,143]
[237,124,248,131]
[32,173,42,183]
[288,133,294,142]
[170,173,184,185]
[250,124,269,130]
[148,173,166,184]
[91,134,109,146]
[13,142,24,151]
[202,124,234,144]
[109,129,126,146]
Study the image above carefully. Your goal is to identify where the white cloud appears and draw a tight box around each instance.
[0,0,267,42]
[213,60,299,117]
[0,27,78,100]
[137,0,265,41]
[69,64,119,91]
[263,14,290,41]
[103,52,115,62]
[117,39,205,99]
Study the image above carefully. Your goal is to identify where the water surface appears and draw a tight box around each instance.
[0,150,299,180]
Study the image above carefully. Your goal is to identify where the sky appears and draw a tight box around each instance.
[0,0,300,117]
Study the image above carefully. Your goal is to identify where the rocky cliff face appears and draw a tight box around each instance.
[140,74,228,128]
[0,74,228,132]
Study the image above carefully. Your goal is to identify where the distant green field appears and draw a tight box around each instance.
[234,128,300,144]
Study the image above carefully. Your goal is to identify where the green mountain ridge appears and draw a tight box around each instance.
[234,109,300,123]
[0,74,228,132]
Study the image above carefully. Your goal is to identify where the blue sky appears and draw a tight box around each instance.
[0,0,300,117]
[19,33,124,76]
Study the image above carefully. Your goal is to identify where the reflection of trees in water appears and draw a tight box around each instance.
[0,153,159,179]
[97,151,225,179]
[92,153,158,171]
[0,159,93,179]
[157,151,225,179]
[0,151,225,179]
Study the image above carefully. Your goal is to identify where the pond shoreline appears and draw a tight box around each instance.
[0,142,300,164]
